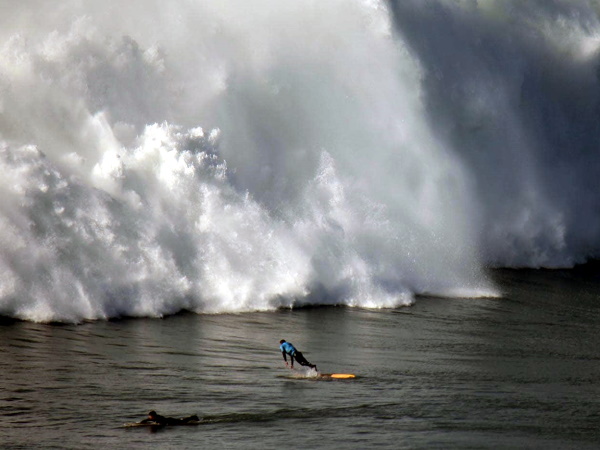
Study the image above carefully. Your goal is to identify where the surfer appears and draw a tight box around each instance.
[279,339,317,371]
[139,410,200,426]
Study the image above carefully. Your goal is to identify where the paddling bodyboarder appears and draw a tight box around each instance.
[139,410,199,426]
[279,339,317,371]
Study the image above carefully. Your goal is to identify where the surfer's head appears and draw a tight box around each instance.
[279,339,286,344]
[148,411,157,419]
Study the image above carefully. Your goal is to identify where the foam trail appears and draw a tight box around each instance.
[0,0,526,322]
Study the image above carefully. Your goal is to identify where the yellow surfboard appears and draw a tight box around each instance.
[320,373,356,379]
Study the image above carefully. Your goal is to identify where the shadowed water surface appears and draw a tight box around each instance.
[1,268,599,449]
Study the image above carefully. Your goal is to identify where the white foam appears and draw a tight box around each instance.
[18,1,600,322]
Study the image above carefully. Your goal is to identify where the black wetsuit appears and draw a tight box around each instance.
[280,341,316,369]
[141,413,199,425]
[292,351,314,367]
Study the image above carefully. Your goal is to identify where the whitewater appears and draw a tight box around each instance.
[1,0,599,322]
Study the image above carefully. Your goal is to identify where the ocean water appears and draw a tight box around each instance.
[2,2,600,447]
[1,267,599,449]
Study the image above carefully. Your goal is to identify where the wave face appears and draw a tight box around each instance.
[2,0,598,322]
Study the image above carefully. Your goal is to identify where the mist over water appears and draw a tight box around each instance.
[391,0,600,267]
[1,0,598,322]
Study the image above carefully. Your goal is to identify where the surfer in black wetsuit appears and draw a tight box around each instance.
[279,339,317,370]
[140,410,199,425]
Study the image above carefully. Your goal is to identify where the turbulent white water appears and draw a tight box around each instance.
[1,0,599,322]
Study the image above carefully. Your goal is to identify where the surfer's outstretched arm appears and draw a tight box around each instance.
[282,351,289,367]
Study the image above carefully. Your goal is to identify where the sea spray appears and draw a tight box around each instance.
[18,1,600,322]
[390,0,600,267]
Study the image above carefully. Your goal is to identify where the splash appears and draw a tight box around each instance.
[21,1,600,322]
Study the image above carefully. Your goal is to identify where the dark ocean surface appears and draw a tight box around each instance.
[1,267,599,449]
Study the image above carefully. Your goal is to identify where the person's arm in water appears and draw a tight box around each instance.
[282,350,288,366]
[141,411,166,424]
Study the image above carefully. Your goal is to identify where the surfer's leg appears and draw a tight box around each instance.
[294,351,307,366]
[294,352,316,369]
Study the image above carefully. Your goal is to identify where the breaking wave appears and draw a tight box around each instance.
[2,0,599,322]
